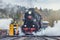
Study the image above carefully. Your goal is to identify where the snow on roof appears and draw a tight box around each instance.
[0,18,13,29]
[42,21,49,23]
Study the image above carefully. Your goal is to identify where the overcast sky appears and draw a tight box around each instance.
[2,0,60,10]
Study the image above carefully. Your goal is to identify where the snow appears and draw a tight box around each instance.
[18,27,25,36]
[0,18,13,29]
[42,21,49,23]
[44,20,60,36]
[32,20,60,36]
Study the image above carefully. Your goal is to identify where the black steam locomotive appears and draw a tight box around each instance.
[22,8,42,35]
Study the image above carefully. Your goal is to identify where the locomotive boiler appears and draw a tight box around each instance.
[22,8,42,35]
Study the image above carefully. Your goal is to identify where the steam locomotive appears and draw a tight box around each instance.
[22,8,42,35]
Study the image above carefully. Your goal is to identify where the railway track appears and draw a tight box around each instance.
[1,36,60,40]
[23,36,60,40]
[0,36,27,40]
[0,37,18,40]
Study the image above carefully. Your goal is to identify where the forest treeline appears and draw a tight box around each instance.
[0,4,60,26]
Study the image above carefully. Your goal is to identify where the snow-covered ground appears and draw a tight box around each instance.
[44,21,60,36]
[33,20,60,36]
[0,18,13,29]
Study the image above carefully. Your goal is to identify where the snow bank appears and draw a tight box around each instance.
[0,18,13,29]
[33,20,60,36]
[44,20,60,36]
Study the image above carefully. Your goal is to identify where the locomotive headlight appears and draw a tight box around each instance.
[28,11,32,14]
[24,25,27,27]
[32,25,35,27]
